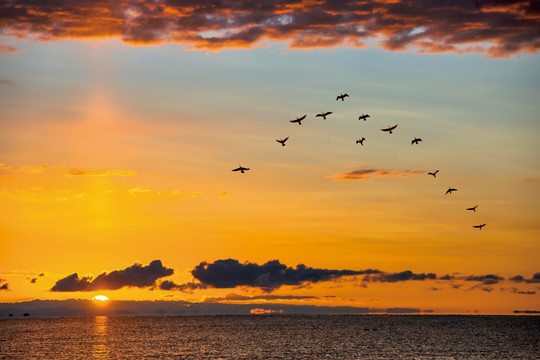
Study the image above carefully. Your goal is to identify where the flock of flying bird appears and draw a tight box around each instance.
[233,92,486,230]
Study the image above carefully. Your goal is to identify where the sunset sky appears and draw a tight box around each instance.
[1,0,539,315]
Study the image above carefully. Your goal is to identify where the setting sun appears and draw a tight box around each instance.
[92,295,110,302]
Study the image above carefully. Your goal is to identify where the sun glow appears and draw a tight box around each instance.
[92,295,110,301]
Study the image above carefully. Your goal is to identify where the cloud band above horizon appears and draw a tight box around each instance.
[1,0,538,57]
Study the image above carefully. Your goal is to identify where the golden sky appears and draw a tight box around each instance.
[0,0,539,314]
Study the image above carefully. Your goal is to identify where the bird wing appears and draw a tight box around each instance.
[315,113,322,117]
[326,112,333,115]
[299,114,306,120]
[283,137,289,142]
[289,119,299,123]
[390,125,398,130]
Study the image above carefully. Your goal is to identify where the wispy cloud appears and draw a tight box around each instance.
[0,163,136,177]
[501,287,537,295]
[363,270,437,283]
[203,292,322,303]
[0,279,9,291]
[0,1,538,57]
[0,41,17,54]
[332,168,424,181]
[51,260,173,292]
[0,79,15,86]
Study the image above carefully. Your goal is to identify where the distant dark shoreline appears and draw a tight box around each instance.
[1,299,537,318]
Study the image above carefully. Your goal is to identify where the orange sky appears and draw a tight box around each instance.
[0,0,539,314]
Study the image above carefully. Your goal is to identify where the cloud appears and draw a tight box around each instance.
[509,273,540,283]
[363,270,437,283]
[0,79,15,86]
[502,287,537,295]
[0,164,136,177]
[465,274,504,285]
[203,292,321,303]
[0,41,17,54]
[158,280,206,293]
[163,259,381,293]
[0,1,538,57]
[51,260,173,292]
[332,168,424,181]
[470,284,494,292]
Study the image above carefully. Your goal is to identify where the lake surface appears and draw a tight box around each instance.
[1,315,538,359]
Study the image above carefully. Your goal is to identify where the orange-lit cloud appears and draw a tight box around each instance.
[0,163,136,177]
[0,0,538,57]
[0,41,17,54]
[332,167,424,181]
[0,79,15,86]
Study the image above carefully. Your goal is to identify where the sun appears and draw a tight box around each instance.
[92,295,110,301]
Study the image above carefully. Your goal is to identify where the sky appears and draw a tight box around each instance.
[0,0,539,315]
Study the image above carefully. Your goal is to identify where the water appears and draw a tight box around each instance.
[1,315,538,359]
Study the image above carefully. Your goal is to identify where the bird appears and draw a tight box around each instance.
[445,187,457,195]
[473,224,486,230]
[232,166,250,173]
[466,205,478,212]
[290,114,306,125]
[276,137,289,146]
[358,113,370,121]
[428,170,439,178]
[411,137,422,145]
[381,124,398,134]
[336,93,349,101]
[316,111,333,120]
[356,137,366,145]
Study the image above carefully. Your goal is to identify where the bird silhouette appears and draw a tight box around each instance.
[473,224,486,230]
[411,137,422,145]
[276,137,289,146]
[445,187,457,195]
[316,111,333,120]
[356,137,365,145]
[290,114,306,125]
[358,113,370,121]
[381,124,398,134]
[466,205,478,212]
[336,93,349,101]
[232,166,250,173]
[428,170,439,178]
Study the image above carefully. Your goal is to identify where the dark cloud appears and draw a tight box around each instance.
[363,270,437,283]
[504,287,537,295]
[51,260,173,292]
[509,272,540,283]
[470,284,494,292]
[203,292,322,303]
[158,280,206,293]
[0,0,538,57]
[332,168,425,181]
[163,259,381,293]
[465,274,504,285]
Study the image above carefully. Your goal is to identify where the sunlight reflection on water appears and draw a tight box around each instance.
[92,316,109,359]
